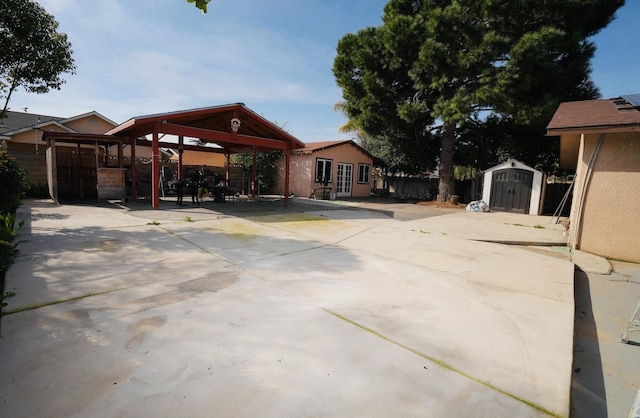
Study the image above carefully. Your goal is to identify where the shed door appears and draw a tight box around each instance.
[336,163,353,197]
[490,168,533,213]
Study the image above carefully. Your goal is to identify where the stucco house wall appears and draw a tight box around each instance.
[547,96,640,263]
[278,140,373,198]
[62,113,116,135]
[570,132,640,262]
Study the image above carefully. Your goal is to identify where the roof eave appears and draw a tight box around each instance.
[547,123,640,136]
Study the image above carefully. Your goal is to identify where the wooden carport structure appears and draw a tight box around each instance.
[40,127,239,204]
[106,103,305,208]
[40,132,132,203]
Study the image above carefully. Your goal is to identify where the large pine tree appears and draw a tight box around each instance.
[334,0,623,201]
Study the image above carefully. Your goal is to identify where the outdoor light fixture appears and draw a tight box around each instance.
[230,117,241,132]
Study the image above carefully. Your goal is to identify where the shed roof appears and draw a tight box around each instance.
[483,159,541,174]
[547,96,640,135]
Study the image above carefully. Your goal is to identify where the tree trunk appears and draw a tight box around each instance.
[438,123,455,202]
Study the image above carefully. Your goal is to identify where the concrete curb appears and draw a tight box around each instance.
[572,249,613,275]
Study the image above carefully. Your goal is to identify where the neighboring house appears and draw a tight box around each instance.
[279,140,374,199]
[0,110,180,200]
[482,159,545,215]
[0,110,118,187]
[3,104,304,205]
[0,110,225,200]
[547,95,640,263]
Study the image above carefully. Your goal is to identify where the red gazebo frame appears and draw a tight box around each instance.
[106,103,305,208]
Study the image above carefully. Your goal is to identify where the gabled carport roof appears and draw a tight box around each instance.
[106,103,305,153]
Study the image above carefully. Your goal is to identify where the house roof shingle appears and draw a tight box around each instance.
[0,111,62,136]
[293,139,384,166]
[547,96,640,135]
[296,140,352,152]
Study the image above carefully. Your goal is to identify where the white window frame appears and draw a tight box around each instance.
[315,158,333,184]
[357,163,370,184]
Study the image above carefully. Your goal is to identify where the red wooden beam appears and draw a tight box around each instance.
[152,127,160,209]
[159,123,290,150]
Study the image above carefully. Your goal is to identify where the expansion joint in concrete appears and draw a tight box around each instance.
[321,308,563,418]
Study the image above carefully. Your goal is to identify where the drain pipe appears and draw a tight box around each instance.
[571,133,605,250]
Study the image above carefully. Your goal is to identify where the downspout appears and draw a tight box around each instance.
[571,133,605,250]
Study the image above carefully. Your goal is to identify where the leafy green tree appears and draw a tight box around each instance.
[335,99,437,174]
[0,0,76,120]
[455,115,560,174]
[232,151,284,194]
[334,0,622,201]
[187,0,212,14]
[0,147,26,330]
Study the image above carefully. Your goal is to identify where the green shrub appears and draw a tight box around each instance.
[0,146,29,215]
[0,212,24,325]
[26,183,50,199]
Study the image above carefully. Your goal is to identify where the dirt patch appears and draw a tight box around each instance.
[416,201,466,209]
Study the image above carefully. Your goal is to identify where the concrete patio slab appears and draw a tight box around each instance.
[0,198,576,417]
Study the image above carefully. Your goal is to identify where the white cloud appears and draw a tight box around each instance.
[9,0,387,141]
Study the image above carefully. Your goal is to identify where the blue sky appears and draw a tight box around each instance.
[9,0,640,143]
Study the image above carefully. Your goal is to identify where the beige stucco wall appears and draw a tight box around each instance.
[570,132,640,262]
[9,115,114,151]
[178,150,226,167]
[64,115,115,134]
[283,153,314,197]
[277,143,373,198]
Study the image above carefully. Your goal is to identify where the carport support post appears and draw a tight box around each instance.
[77,143,83,198]
[152,126,160,209]
[251,149,257,197]
[284,149,290,206]
[117,140,124,168]
[129,136,137,202]
[178,136,184,180]
[46,138,59,203]
[94,142,100,170]
[225,153,231,185]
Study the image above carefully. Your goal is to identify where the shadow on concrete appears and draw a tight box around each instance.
[113,197,393,223]
[4,201,365,316]
[571,268,607,417]
[115,195,463,224]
